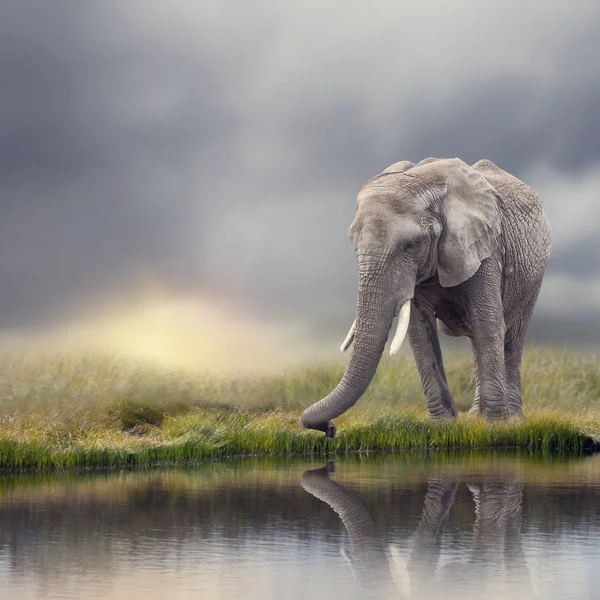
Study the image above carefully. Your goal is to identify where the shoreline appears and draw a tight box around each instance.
[0,409,598,473]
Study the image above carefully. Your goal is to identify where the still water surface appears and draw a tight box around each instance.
[1,452,600,599]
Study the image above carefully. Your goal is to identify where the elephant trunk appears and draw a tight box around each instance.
[301,254,405,436]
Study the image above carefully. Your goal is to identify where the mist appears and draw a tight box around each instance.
[2,0,599,369]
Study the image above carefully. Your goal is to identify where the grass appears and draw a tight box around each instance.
[0,346,598,470]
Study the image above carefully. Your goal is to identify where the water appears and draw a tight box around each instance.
[1,452,600,600]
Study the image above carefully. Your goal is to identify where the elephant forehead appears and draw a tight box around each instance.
[355,189,427,225]
[357,179,431,212]
[352,209,423,243]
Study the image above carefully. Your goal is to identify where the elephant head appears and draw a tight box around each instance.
[301,157,502,436]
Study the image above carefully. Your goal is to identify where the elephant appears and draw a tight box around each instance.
[301,462,536,599]
[301,157,552,437]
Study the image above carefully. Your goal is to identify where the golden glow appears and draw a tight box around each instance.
[0,286,331,375]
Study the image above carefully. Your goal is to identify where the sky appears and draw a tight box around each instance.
[1,0,599,353]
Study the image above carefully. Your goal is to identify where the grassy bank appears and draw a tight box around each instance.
[0,347,598,470]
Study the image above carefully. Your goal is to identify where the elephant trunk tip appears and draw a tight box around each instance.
[301,407,337,438]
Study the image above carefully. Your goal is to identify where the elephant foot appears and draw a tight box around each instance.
[430,409,458,421]
[484,409,510,421]
[507,401,524,419]
[479,399,509,421]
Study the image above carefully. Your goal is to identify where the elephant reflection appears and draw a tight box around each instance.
[300,462,396,590]
[301,463,536,599]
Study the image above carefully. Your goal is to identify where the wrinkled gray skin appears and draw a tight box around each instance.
[301,464,534,598]
[302,158,552,437]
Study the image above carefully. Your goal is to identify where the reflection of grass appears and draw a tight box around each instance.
[0,347,598,470]
[2,452,600,507]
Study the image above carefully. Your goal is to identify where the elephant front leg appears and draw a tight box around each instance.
[408,302,457,418]
[469,305,508,419]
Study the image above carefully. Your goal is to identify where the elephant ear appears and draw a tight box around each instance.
[381,160,416,174]
[436,159,502,287]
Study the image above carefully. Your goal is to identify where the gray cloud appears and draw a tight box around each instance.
[0,0,598,344]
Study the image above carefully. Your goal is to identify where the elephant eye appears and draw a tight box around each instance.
[405,239,419,253]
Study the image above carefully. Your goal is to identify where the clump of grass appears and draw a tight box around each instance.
[0,346,597,470]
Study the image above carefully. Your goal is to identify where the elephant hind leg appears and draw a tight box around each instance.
[504,288,541,416]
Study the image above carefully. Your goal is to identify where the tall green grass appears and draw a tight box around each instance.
[0,346,598,470]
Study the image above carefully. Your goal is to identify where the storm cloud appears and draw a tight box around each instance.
[1,0,599,344]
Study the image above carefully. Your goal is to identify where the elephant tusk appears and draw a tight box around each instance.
[389,300,411,356]
[340,319,356,352]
